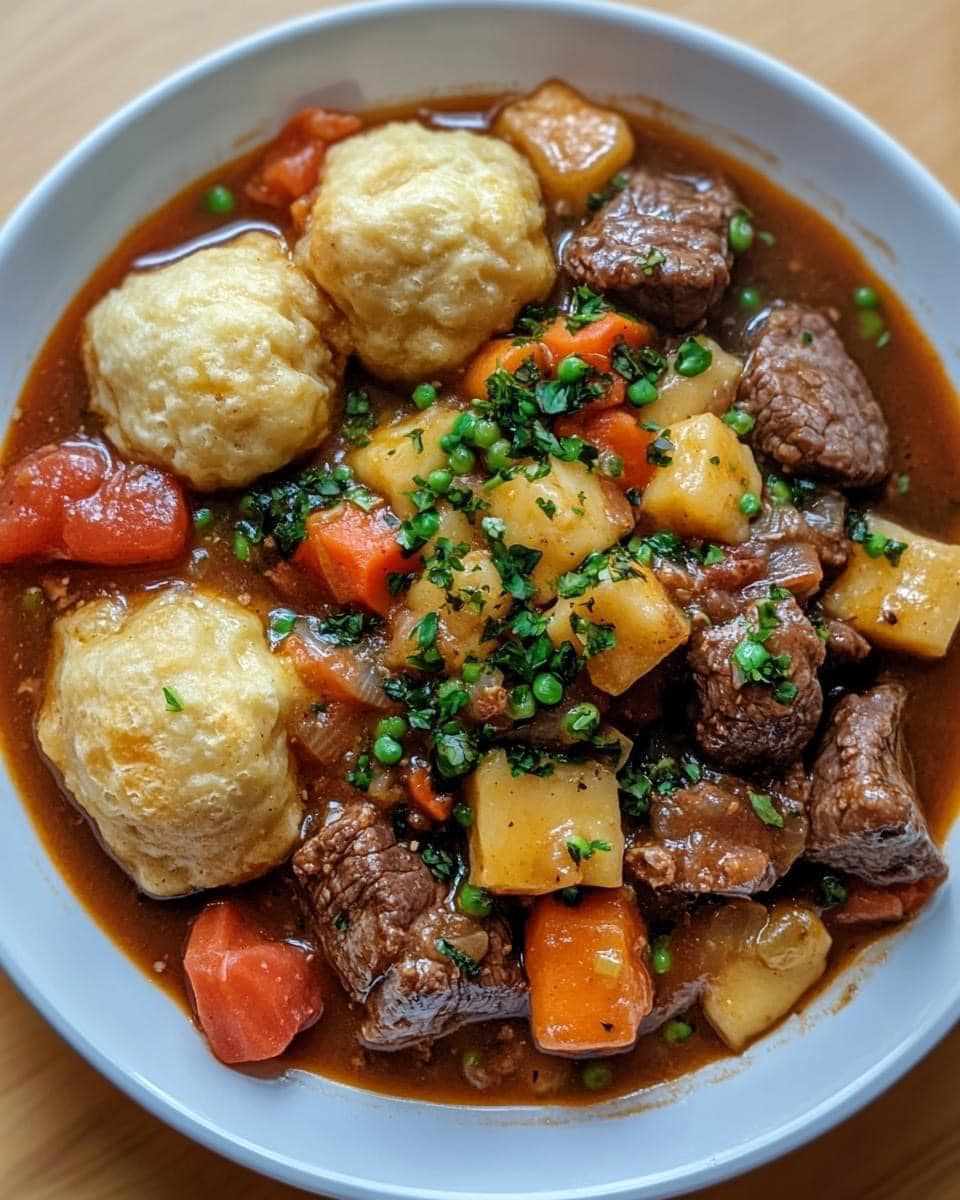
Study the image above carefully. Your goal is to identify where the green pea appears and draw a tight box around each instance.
[232,530,251,562]
[728,212,754,254]
[564,703,600,738]
[734,639,770,674]
[722,408,755,437]
[663,1019,694,1045]
[674,337,713,378]
[626,377,658,407]
[448,444,477,474]
[739,491,762,517]
[507,685,537,721]
[453,801,474,828]
[853,285,880,309]
[203,184,235,215]
[21,586,45,614]
[601,452,624,479]
[427,467,453,495]
[452,411,478,441]
[193,506,214,532]
[412,382,438,410]
[375,715,408,740]
[556,354,590,383]
[457,882,493,919]
[532,672,563,706]
[651,934,673,975]
[766,477,792,505]
[484,439,513,473]
[373,735,403,765]
[471,418,502,449]
[439,431,460,453]
[863,532,890,558]
[738,286,762,311]
[461,660,483,684]
[857,309,885,341]
[461,1048,482,1072]
[581,1062,614,1091]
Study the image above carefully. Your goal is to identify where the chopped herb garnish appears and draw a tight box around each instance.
[749,791,784,828]
[346,753,373,792]
[820,875,849,908]
[571,613,616,658]
[343,389,377,447]
[505,744,555,778]
[238,463,378,556]
[421,843,456,882]
[535,496,557,520]
[310,610,379,646]
[162,686,184,713]
[331,912,349,933]
[435,937,481,978]
[564,286,612,333]
[586,171,629,211]
[639,247,667,276]
[566,835,613,865]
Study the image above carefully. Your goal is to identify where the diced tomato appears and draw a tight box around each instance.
[184,901,324,1065]
[0,437,188,566]
[294,504,420,616]
[246,107,363,208]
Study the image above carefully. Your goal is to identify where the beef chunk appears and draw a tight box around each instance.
[807,683,947,884]
[293,803,527,1049]
[738,305,891,485]
[564,167,740,328]
[625,763,808,896]
[823,617,871,666]
[688,594,825,768]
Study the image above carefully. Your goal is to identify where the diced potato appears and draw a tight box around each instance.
[702,903,831,1051]
[404,549,510,668]
[494,80,635,214]
[640,412,762,544]
[640,338,742,428]
[548,568,689,695]
[347,404,457,517]
[466,750,624,894]
[823,515,960,658]
[486,459,633,601]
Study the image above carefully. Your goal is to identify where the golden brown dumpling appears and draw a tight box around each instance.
[299,122,556,382]
[37,588,302,898]
[84,232,346,490]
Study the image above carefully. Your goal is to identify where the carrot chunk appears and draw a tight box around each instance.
[554,408,656,492]
[541,312,655,363]
[525,888,653,1056]
[246,107,362,207]
[406,764,453,822]
[183,901,324,1064]
[0,437,188,565]
[294,504,418,616]
[462,338,553,400]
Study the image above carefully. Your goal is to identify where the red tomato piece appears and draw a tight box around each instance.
[0,437,189,565]
[184,901,324,1065]
[246,108,363,207]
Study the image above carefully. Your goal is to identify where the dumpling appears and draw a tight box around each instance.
[36,587,302,897]
[299,121,556,382]
[84,232,346,491]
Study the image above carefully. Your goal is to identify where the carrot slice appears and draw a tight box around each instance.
[246,107,363,207]
[541,312,655,363]
[525,888,653,1056]
[294,504,419,616]
[0,437,188,565]
[462,338,553,400]
[833,876,942,925]
[554,408,656,492]
[406,764,453,822]
[184,901,324,1064]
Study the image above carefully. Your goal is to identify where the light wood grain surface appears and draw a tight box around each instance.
[2,2,959,1197]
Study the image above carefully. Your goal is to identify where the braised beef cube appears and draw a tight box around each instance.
[564,167,740,329]
[738,305,891,486]
[625,763,808,896]
[808,683,947,885]
[688,594,825,768]
[293,802,528,1051]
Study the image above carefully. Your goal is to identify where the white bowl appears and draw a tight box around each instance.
[1,3,957,1197]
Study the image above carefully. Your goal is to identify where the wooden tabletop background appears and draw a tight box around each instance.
[2,0,959,1196]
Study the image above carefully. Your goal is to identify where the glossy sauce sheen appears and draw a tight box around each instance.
[1,95,958,1105]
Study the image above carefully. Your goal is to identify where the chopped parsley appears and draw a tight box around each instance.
[346,753,373,792]
[505,744,556,777]
[407,611,444,673]
[162,686,184,713]
[820,875,849,908]
[730,595,795,695]
[639,248,667,276]
[342,389,377,447]
[421,843,456,882]
[238,464,378,556]
[749,791,784,828]
[331,912,349,934]
[422,537,470,590]
[310,610,379,646]
[847,510,908,566]
[586,170,629,211]
[435,937,481,978]
[570,613,616,658]
[566,835,612,865]
[564,286,612,333]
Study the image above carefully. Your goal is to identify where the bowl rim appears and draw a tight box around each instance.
[1,2,958,1197]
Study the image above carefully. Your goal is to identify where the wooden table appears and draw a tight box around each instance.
[2,1,958,1197]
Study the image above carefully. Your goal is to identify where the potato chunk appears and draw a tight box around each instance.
[466,750,624,894]
[486,460,633,601]
[404,549,510,668]
[494,81,635,214]
[348,404,456,517]
[702,903,831,1051]
[640,337,742,428]
[640,412,762,544]
[823,516,960,658]
[548,568,689,695]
